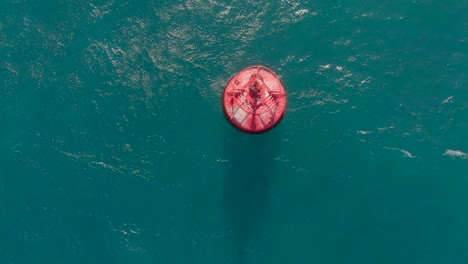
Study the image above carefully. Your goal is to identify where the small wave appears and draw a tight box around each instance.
[384,147,416,159]
[443,150,468,159]
[357,130,372,135]
[441,96,453,104]
[52,147,96,160]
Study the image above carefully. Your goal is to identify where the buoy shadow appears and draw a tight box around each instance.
[222,130,278,263]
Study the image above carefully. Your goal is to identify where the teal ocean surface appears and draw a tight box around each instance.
[1,1,467,263]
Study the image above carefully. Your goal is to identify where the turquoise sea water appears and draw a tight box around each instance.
[1,1,467,263]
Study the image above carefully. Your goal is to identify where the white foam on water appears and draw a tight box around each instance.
[384,147,416,159]
[441,96,453,104]
[443,150,468,159]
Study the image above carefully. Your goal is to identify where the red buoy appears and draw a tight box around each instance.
[222,65,287,134]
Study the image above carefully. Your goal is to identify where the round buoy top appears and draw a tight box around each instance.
[222,65,287,134]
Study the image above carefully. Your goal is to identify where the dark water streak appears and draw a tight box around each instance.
[223,129,278,263]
